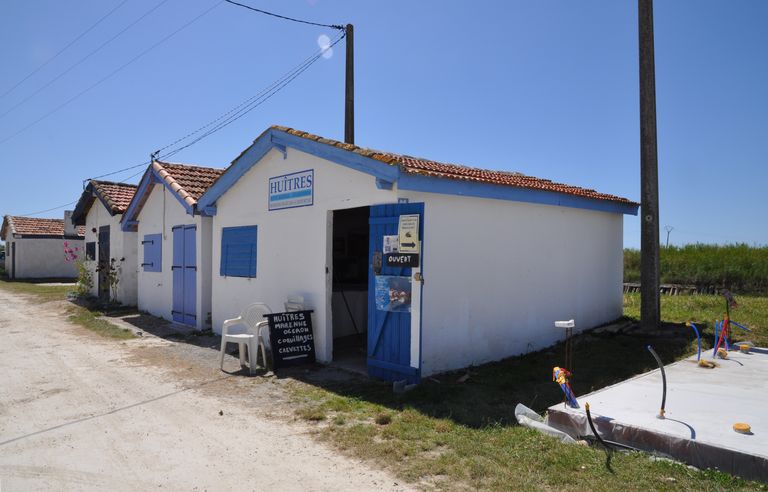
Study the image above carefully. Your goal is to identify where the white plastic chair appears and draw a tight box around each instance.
[219,302,272,375]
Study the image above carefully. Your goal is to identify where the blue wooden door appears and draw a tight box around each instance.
[172,225,197,325]
[368,203,424,384]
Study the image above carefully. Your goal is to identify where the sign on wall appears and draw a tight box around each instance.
[269,169,314,211]
[398,214,420,253]
[265,310,315,369]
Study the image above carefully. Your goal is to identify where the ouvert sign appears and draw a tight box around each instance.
[268,169,314,211]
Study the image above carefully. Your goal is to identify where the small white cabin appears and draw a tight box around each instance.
[71,180,138,305]
[1,214,84,280]
[121,161,224,330]
[194,126,638,381]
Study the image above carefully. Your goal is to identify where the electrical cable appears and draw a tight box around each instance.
[0,0,170,119]
[0,0,130,100]
[12,200,79,217]
[0,0,221,145]
[156,30,345,161]
[86,29,343,182]
[646,345,667,419]
[223,0,344,30]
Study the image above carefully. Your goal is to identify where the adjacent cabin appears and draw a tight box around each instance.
[71,180,138,305]
[1,214,85,280]
[194,126,639,382]
[121,161,225,330]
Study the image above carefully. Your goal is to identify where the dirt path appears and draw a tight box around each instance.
[0,290,410,491]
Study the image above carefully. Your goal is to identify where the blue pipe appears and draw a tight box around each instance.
[730,320,752,332]
[688,322,701,361]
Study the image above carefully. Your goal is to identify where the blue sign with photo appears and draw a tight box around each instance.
[269,169,314,211]
[375,275,412,312]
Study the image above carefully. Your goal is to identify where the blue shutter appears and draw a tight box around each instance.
[220,226,257,277]
[142,234,162,272]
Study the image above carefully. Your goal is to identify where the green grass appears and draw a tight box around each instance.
[624,292,768,347]
[625,244,768,293]
[0,278,135,340]
[287,294,768,490]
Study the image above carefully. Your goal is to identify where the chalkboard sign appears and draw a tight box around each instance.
[264,310,315,369]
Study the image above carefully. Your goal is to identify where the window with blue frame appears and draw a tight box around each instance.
[220,226,257,277]
[142,234,162,272]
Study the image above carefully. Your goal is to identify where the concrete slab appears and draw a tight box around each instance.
[547,348,768,482]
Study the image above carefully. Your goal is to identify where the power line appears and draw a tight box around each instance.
[13,200,79,217]
[156,31,345,159]
[0,0,170,120]
[159,31,345,161]
[0,1,222,146]
[0,0,130,100]
[223,0,344,30]
[88,30,344,182]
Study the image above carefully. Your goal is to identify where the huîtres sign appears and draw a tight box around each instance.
[269,169,314,211]
[265,310,315,369]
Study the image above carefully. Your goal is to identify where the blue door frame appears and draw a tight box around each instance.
[172,225,197,325]
[367,203,424,384]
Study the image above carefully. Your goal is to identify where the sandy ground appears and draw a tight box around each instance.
[0,289,411,491]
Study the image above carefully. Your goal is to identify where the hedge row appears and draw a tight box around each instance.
[624,244,768,294]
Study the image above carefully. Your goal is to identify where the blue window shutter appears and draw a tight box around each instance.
[220,226,257,277]
[142,233,162,272]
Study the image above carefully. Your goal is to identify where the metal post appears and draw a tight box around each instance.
[344,23,354,144]
[639,0,660,330]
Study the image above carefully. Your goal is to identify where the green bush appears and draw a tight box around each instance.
[624,244,768,293]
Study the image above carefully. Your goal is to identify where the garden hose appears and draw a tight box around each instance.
[585,402,611,450]
[646,345,666,419]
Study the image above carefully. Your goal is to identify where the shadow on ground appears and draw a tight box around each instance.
[110,311,704,429]
[283,318,702,428]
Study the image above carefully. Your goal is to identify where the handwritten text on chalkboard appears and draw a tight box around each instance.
[265,310,315,369]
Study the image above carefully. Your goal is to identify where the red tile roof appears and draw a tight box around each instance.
[1,216,84,239]
[271,126,637,205]
[153,161,226,208]
[91,180,137,214]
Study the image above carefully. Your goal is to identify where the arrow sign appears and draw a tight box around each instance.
[398,214,420,253]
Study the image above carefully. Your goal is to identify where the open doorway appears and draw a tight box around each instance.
[331,206,369,373]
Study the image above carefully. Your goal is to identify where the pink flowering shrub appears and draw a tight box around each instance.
[63,241,81,262]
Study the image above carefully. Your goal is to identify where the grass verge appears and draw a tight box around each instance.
[286,294,767,490]
[0,278,135,340]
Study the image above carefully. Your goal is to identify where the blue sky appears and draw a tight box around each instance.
[1,0,765,248]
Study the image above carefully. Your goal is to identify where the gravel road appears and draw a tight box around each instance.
[0,289,410,491]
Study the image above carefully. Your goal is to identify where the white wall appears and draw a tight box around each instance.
[6,236,83,279]
[83,202,138,305]
[210,147,624,375]
[136,184,211,330]
[210,148,397,363]
[401,191,624,375]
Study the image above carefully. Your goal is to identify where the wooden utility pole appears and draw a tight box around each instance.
[639,0,660,330]
[344,23,354,144]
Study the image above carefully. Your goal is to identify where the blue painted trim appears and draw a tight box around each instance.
[201,205,217,216]
[397,174,639,215]
[121,169,154,232]
[272,132,399,181]
[274,143,287,159]
[197,128,400,210]
[121,164,201,231]
[367,358,419,376]
[195,127,637,216]
[197,130,276,210]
